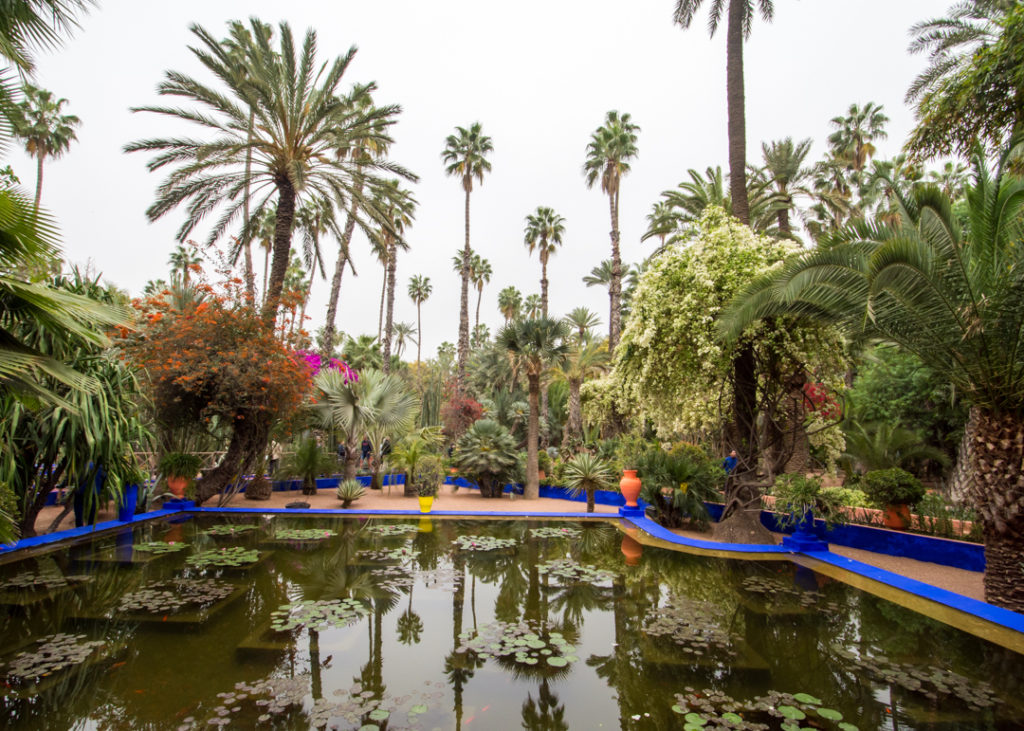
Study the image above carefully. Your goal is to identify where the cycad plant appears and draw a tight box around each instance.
[452,420,518,498]
[721,137,1024,611]
[841,422,950,475]
[563,453,615,513]
[275,436,335,496]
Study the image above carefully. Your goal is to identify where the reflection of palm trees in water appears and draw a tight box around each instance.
[521,677,569,731]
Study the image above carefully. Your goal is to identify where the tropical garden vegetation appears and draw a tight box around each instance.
[2,0,1023,614]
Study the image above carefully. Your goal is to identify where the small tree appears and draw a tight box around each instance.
[563,453,615,513]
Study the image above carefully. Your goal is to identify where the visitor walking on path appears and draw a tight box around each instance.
[361,437,372,469]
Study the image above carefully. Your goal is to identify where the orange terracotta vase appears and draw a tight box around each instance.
[619,469,641,508]
[167,476,188,498]
[883,504,911,530]
[621,535,643,566]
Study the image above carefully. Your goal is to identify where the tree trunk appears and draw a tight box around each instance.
[567,377,583,443]
[34,152,44,212]
[382,238,397,374]
[456,187,472,388]
[525,373,541,499]
[947,408,978,503]
[343,432,359,481]
[776,196,791,237]
[260,177,297,324]
[196,410,271,505]
[475,287,482,331]
[262,245,270,303]
[297,254,317,339]
[540,251,549,317]
[322,195,360,358]
[242,105,256,304]
[378,264,386,343]
[540,384,550,449]
[416,301,423,368]
[726,0,750,226]
[608,190,622,352]
[964,407,1024,612]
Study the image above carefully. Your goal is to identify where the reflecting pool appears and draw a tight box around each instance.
[0,516,1021,730]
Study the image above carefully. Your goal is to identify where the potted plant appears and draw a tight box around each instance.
[415,456,445,513]
[861,468,926,530]
[158,452,202,498]
[771,473,846,550]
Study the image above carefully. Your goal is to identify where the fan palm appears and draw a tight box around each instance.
[407,274,432,367]
[583,110,639,351]
[642,199,679,252]
[442,122,493,385]
[673,0,775,226]
[342,334,382,373]
[293,196,341,337]
[167,243,201,286]
[523,294,542,319]
[497,285,522,323]
[563,307,600,344]
[842,422,950,475]
[497,317,570,499]
[523,206,565,316]
[392,322,416,360]
[721,138,1024,611]
[126,19,414,324]
[828,102,889,173]
[10,83,79,211]
[452,419,519,498]
[275,436,334,495]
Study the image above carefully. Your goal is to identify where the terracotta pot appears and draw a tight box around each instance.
[619,469,641,508]
[167,475,188,498]
[538,470,546,481]
[883,503,911,530]
[621,535,643,566]
[418,496,434,514]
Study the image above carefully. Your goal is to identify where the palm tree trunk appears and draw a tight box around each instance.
[726,0,750,226]
[322,195,360,357]
[608,190,622,352]
[526,374,541,499]
[382,239,397,374]
[456,187,472,388]
[261,177,297,324]
[776,191,792,236]
[242,105,256,304]
[568,377,583,443]
[475,287,482,330]
[540,253,549,317]
[378,263,386,342]
[416,301,423,368]
[263,245,270,302]
[34,152,44,212]
[965,407,1024,611]
[297,253,317,337]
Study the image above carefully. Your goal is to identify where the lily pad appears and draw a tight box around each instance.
[792,692,822,705]
[203,525,257,536]
[817,707,843,721]
[133,541,188,554]
[273,528,337,541]
[187,547,260,569]
[778,705,806,721]
[453,535,517,552]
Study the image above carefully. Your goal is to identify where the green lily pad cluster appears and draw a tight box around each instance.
[187,547,260,569]
[358,546,415,562]
[117,579,235,614]
[366,523,419,537]
[133,541,188,554]
[3,633,105,684]
[537,557,615,584]
[175,675,310,729]
[203,524,258,537]
[273,528,336,541]
[741,576,835,610]
[831,645,1000,710]
[456,621,579,669]
[529,526,582,539]
[453,535,517,552]
[369,564,414,593]
[671,688,858,731]
[0,571,91,591]
[643,598,737,657]
[269,598,370,633]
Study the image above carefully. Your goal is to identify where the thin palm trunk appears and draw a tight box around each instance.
[382,239,397,374]
[776,189,792,236]
[297,259,317,336]
[378,264,386,342]
[608,190,622,351]
[416,301,423,368]
[474,286,482,330]
[525,373,541,499]
[457,188,472,387]
[322,195,360,357]
[540,251,549,316]
[261,177,297,324]
[726,0,750,226]
[242,106,256,303]
[567,377,583,443]
[262,246,270,302]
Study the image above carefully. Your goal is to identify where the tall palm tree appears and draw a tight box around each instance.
[10,83,80,211]
[442,122,493,386]
[583,110,639,352]
[407,274,432,368]
[126,19,415,325]
[523,206,566,316]
[471,254,492,329]
[342,334,382,372]
[760,137,814,237]
[673,0,774,226]
[641,199,679,252]
[497,317,570,499]
[929,161,970,200]
[721,138,1024,611]
[497,285,522,323]
[0,0,93,74]
[563,307,600,344]
[372,179,416,374]
[554,341,609,445]
[828,102,889,173]
[392,322,416,360]
[293,196,339,336]
[653,166,783,238]
[253,205,277,299]
[523,294,542,319]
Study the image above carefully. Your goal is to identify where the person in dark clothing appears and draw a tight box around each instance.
[336,442,347,464]
[380,438,392,459]
[360,437,372,468]
[723,450,738,474]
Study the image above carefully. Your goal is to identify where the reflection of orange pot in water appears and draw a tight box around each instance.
[621,535,643,566]
[167,476,188,498]
[619,469,641,507]
[165,524,184,543]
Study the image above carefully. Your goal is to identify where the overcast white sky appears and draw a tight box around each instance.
[8,0,947,356]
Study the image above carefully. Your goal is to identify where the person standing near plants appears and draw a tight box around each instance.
[268,441,281,475]
[361,436,372,469]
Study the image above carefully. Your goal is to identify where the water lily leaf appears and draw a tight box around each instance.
[778,706,806,721]
[546,656,568,667]
[684,712,707,725]
[793,693,822,706]
[721,712,743,723]
[368,709,390,721]
[837,724,859,731]
[410,704,428,714]
[671,705,686,714]
[817,708,843,721]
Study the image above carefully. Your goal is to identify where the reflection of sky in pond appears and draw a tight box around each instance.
[0,515,1021,730]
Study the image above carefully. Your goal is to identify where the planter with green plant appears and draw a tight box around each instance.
[860,468,926,530]
[336,479,366,508]
[158,452,202,499]
[415,456,445,512]
[770,473,846,551]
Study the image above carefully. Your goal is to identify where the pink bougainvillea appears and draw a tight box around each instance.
[295,349,358,384]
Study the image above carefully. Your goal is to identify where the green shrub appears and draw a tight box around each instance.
[819,486,871,508]
[336,479,366,508]
[414,456,445,498]
[635,447,719,530]
[772,473,848,529]
[537,449,551,473]
[861,468,926,507]
[563,453,615,513]
[453,420,518,498]
[158,452,202,480]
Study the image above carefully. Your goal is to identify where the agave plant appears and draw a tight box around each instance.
[562,453,615,513]
[453,420,518,498]
[336,479,365,508]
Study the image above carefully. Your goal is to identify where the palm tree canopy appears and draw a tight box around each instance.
[564,307,600,339]
[314,367,419,441]
[471,255,492,292]
[582,110,639,197]
[497,316,570,379]
[0,0,93,73]
[523,206,566,260]
[672,0,775,39]
[827,102,889,172]
[497,286,522,321]
[10,83,80,160]
[522,294,542,318]
[441,121,493,193]
[407,274,432,304]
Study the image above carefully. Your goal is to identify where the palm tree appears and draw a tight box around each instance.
[583,110,639,352]
[523,294,542,318]
[392,322,416,360]
[642,200,679,252]
[760,137,814,236]
[10,83,80,211]
[653,166,784,237]
[554,340,609,445]
[497,285,522,323]
[721,138,1024,611]
[828,102,889,173]
[167,243,201,286]
[372,180,416,374]
[497,317,570,499]
[342,334,383,372]
[293,196,340,336]
[407,274,432,368]
[929,161,970,200]
[471,254,492,329]
[253,205,277,298]
[563,307,600,344]
[126,19,415,325]
[523,206,566,316]
[563,452,615,513]
[673,0,774,226]
[442,122,493,386]
[0,0,92,74]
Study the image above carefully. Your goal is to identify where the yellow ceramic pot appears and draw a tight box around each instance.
[418,496,434,513]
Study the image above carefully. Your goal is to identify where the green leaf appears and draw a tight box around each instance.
[778,706,806,721]
[793,693,822,706]
[817,708,843,721]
